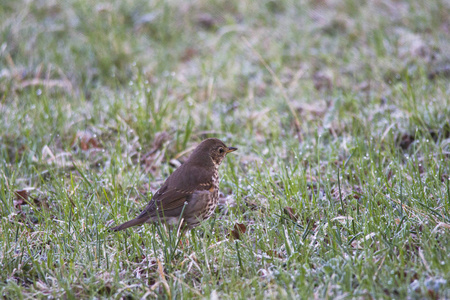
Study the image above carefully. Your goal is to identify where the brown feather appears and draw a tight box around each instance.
[136,164,214,219]
[110,217,147,231]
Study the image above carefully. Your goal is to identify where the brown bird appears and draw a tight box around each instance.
[111,138,237,231]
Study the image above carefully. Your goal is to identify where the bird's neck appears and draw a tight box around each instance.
[188,155,216,169]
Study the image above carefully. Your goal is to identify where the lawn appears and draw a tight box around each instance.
[0,0,449,298]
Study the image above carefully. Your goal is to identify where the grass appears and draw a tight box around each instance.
[1,0,449,298]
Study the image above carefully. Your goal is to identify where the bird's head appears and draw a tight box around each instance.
[189,138,237,167]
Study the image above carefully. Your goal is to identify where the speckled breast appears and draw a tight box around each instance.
[202,172,219,221]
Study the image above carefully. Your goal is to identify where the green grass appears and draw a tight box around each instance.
[1,0,449,298]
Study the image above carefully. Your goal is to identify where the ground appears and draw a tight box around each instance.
[0,0,449,298]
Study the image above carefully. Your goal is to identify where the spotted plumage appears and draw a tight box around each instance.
[111,138,237,231]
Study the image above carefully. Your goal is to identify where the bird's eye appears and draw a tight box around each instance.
[219,148,224,154]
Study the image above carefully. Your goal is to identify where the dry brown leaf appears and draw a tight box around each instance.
[244,199,261,211]
[230,223,247,239]
[295,101,327,118]
[14,190,28,209]
[283,206,298,221]
[71,131,102,151]
[399,133,415,150]
[266,250,284,259]
[31,196,49,210]
[197,13,219,29]
[331,185,363,202]
[142,132,171,174]
[15,189,28,201]
[428,64,450,80]
[387,170,393,182]
[181,47,198,62]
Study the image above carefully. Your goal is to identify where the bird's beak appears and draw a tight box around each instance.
[226,147,238,153]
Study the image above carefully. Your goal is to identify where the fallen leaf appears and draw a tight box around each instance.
[266,250,284,259]
[181,47,198,62]
[294,101,327,118]
[152,132,170,150]
[142,132,171,173]
[399,133,415,150]
[331,185,363,202]
[197,13,218,29]
[230,223,247,239]
[71,131,102,151]
[428,64,450,80]
[15,190,28,201]
[245,198,263,211]
[387,170,393,182]
[14,190,28,209]
[31,196,49,210]
[283,206,298,221]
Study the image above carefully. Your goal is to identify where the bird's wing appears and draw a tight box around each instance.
[136,164,214,219]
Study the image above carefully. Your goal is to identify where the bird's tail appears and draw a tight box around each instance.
[110,217,148,231]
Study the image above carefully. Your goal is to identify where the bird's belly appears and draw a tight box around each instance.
[184,189,218,228]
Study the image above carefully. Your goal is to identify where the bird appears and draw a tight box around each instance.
[111,138,237,231]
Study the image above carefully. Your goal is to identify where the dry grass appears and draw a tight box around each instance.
[1,0,449,298]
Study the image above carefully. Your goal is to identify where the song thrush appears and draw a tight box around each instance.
[111,138,237,231]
